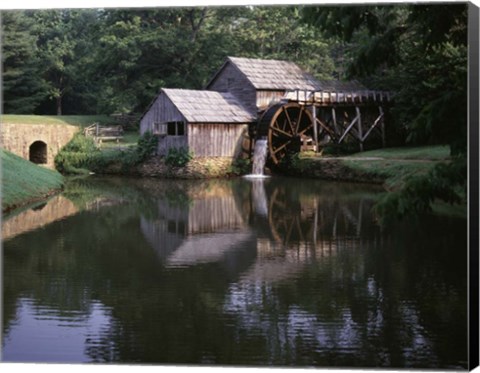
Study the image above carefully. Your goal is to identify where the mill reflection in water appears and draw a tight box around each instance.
[2,176,468,368]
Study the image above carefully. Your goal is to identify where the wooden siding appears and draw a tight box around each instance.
[256,90,286,111]
[157,135,188,156]
[140,92,186,135]
[139,91,188,155]
[188,123,248,157]
[206,62,257,114]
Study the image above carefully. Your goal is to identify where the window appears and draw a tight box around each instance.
[166,121,186,136]
[153,121,185,136]
[177,122,185,136]
[153,122,167,135]
[167,122,176,136]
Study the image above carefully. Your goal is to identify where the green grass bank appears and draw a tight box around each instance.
[1,114,112,127]
[1,149,64,212]
[282,145,451,190]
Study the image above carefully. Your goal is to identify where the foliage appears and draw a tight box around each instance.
[165,147,193,167]
[228,157,251,175]
[374,156,467,225]
[54,131,158,174]
[303,3,468,218]
[54,133,100,174]
[1,11,49,113]
[135,131,158,162]
[1,149,64,211]
[2,6,336,115]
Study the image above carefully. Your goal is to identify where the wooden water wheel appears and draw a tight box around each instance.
[257,102,314,164]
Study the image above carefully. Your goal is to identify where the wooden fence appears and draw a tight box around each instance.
[84,123,124,143]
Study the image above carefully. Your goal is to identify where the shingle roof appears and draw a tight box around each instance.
[163,88,255,123]
[226,56,322,90]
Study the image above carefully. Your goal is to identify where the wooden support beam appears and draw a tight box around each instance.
[362,110,385,142]
[332,107,339,135]
[316,117,335,137]
[338,111,360,144]
[312,106,318,152]
[357,106,363,151]
[380,106,386,147]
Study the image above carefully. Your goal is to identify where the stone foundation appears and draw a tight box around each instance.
[137,156,242,178]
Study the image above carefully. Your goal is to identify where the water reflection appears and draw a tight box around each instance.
[2,195,79,241]
[2,176,467,368]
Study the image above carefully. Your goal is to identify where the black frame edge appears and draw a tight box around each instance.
[469,1,480,371]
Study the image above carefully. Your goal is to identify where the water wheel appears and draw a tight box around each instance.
[257,102,314,164]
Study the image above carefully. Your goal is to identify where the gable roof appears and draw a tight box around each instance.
[163,88,255,123]
[208,56,323,91]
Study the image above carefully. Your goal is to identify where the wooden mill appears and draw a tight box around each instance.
[141,56,392,163]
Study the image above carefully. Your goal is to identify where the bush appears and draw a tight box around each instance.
[229,157,251,175]
[55,132,158,174]
[165,147,193,167]
[55,134,100,174]
[136,131,158,162]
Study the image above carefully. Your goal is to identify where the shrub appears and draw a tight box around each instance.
[165,147,193,167]
[136,131,158,162]
[55,134,100,174]
[55,132,159,174]
[229,157,251,175]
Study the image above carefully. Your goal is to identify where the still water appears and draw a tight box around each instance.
[1,176,467,368]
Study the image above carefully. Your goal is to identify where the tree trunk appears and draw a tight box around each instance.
[56,96,62,116]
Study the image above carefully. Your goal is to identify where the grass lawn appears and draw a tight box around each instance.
[98,131,140,149]
[344,145,450,161]
[299,145,452,190]
[1,149,64,211]
[1,114,113,127]
[341,146,451,189]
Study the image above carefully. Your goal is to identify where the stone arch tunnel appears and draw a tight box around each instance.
[29,140,48,164]
[1,122,79,168]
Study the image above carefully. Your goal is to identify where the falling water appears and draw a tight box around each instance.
[251,138,268,176]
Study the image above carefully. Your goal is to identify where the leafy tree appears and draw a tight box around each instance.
[303,3,468,219]
[2,6,336,115]
[33,10,104,115]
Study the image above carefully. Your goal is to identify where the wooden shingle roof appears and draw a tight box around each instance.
[226,56,322,90]
[163,88,255,123]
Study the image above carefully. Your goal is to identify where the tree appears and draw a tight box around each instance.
[1,11,48,113]
[303,3,468,219]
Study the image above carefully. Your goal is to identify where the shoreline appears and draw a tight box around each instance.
[2,187,63,215]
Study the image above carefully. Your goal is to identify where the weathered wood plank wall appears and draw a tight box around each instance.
[256,90,285,111]
[188,123,248,157]
[207,63,257,114]
[140,92,188,155]
[140,93,186,135]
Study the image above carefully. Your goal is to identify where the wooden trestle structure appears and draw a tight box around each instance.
[255,89,392,164]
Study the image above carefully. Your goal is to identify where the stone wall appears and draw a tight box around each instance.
[1,123,79,168]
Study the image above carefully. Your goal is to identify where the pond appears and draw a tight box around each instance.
[1,176,468,368]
